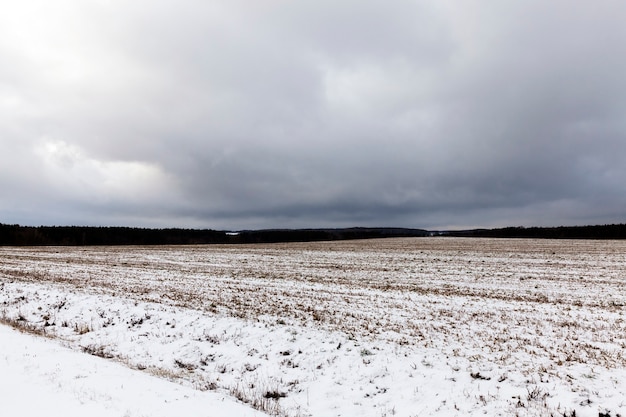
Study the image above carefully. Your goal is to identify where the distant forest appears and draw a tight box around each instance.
[440,224,626,240]
[0,224,428,246]
[1,223,625,246]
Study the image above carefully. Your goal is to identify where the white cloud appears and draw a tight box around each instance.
[34,139,176,204]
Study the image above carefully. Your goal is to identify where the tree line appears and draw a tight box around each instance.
[0,224,429,246]
[2,223,625,246]
[441,224,626,239]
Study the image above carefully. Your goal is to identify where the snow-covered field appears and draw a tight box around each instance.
[0,325,263,417]
[1,237,625,416]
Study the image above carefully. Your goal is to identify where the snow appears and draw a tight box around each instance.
[0,325,264,417]
[1,238,626,416]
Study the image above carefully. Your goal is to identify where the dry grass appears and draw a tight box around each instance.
[4,238,624,370]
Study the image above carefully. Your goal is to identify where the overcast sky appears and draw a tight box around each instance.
[2,1,626,230]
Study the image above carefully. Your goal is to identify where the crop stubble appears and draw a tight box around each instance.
[2,237,625,369]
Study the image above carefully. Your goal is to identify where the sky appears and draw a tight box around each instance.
[2,0,626,230]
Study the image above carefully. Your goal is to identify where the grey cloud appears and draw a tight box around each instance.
[2,1,626,229]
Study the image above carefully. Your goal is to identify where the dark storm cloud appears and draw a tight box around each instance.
[2,0,626,229]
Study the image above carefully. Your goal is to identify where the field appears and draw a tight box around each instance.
[1,237,626,416]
